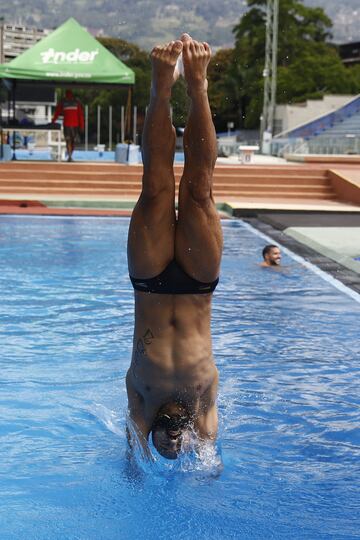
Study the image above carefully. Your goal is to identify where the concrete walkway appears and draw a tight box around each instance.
[285,227,360,274]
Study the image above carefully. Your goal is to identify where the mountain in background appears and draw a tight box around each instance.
[1,0,359,50]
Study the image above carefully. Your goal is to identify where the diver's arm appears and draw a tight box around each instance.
[125,372,153,460]
[195,372,219,441]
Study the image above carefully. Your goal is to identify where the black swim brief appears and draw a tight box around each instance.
[64,126,79,141]
[130,260,219,294]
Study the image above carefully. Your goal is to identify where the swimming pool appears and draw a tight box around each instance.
[1,216,359,539]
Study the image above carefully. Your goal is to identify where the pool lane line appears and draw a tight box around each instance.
[240,219,360,304]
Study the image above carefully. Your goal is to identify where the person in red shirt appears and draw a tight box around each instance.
[52,90,84,162]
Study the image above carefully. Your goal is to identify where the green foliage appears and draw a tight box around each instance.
[171,77,189,127]
[48,4,360,141]
[70,36,193,141]
[208,48,246,131]
[277,44,357,104]
[223,0,358,129]
[347,64,360,94]
[98,37,151,108]
[71,36,151,143]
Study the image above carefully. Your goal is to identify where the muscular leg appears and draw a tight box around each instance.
[65,136,73,161]
[175,35,222,282]
[128,41,183,278]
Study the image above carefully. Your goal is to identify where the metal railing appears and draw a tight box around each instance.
[274,95,360,140]
[272,136,360,156]
[271,137,305,156]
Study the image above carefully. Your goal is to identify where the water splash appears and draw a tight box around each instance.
[126,416,223,478]
[91,403,123,437]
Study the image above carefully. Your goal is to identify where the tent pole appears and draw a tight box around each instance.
[133,105,137,145]
[85,105,88,152]
[11,81,16,160]
[47,105,51,147]
[125,87,132,141]
[109,105,112,151]
[97,105,101,147]
[7,88,10,123]
[0,104,2,160]
[121,106,125,143]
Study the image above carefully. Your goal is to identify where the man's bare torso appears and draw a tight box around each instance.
[127,291,218,423]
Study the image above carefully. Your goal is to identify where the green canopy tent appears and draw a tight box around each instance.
[0,17,135,85]
[0,18,135,158]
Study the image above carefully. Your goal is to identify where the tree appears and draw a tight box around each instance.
[208,48,245,132]
[74,37,151,144]
[230,0,355,129]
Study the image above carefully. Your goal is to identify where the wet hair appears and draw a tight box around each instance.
[151,404,191,459]
[153,411,189,432]
[262,244,279,259]
[151,403,190,437]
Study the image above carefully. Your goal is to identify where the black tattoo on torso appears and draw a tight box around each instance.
[133,328,154,366]
[143,329,154,345]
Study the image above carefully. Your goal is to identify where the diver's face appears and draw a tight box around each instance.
[151,409,190,459]
[152,426,183,460]
[267,247,281,265]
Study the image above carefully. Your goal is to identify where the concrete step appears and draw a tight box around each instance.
[0,171,139,181]
[0,181,335,195]
[0,162,328,176]
[0,164,327,176]
[213,191,337,199]
[0,174,329,188]
[0,168,329,181]
[3,169,326,178]
[0,162,135,173]
[0,162,343,203]
[0,177,333,188]
[0,165,326,172]
[0,187,338,199]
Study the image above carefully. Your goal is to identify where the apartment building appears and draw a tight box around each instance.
[0,22,51,64]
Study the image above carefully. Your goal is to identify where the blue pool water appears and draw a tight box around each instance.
[0,216,359,540]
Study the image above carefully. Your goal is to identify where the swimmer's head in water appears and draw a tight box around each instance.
[151,403,191,460]
[262,244,281,266]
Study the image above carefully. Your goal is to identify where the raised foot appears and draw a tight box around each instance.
[150,40,183,98]
[180,33,211,95]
